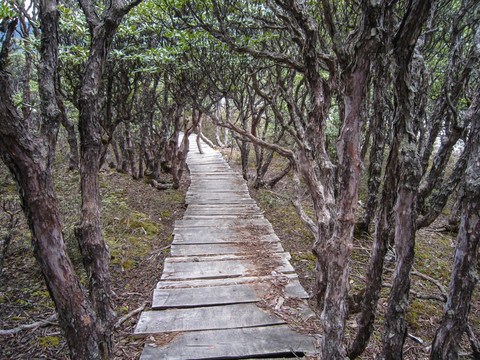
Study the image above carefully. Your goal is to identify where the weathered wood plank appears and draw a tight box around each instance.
[161,256,294,280]
[186,204,260,211]
[175,218,273,228]
[172,230,280,244]
[184,209,261,216]
[139,325,315,359]
[166,252,291,263]
[170,242,284,256]
[152,284,258,309]
[183,214,265,220]
[185,193,252,200]
[157,274,300,289]
[155,277,308,300]
[134,304,285,335]
[186,199,257,205]
[161,258,249,280]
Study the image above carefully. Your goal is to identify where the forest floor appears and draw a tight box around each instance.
[0,144,479,359]
[0,148,189,359]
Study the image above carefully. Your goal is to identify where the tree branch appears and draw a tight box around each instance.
[412,267,447,299]
[291,172,319,238]
[0,314,58,336]
[0,18,18,71]
[114,302,147,329]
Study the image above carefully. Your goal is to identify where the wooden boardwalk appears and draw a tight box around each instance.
[135,136,317,359]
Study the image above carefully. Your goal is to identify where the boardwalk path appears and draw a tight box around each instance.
[135,136,317,359]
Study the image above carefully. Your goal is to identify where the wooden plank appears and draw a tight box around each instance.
[172,231,280,244]
[188,178,246,184]
[152,284,258,309]
[183,214,265,220]
[284,278,310,299]
[170,242,284,256]
[161,256,294,280]
[183,209,261,216]
[185,193,252,200]
[157,274,300,289]
[186,204,260,211]
[186,188,249,193]
[166,252,291,263]
[175,218,272,228]
[186,198,257,205]
[189,172,241,176]
[139,325,315,359]
[134,303,285,335]
[156,275,308,300]
[186,188,250,194]
[161,259,248,280]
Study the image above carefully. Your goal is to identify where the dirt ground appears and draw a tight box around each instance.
[0,160,189,359]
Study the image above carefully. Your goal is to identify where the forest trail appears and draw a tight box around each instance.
[134,135,317,359]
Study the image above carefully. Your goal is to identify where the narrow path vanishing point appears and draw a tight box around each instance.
[134,135,318,359]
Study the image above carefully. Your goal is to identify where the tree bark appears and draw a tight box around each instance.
[430,85,480,360]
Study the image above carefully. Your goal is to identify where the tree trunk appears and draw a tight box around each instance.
[417,133,470,229]
[111,138,123,172]
[215,125,225,147]
[21,52,32,123]
[265,160,292,189]
[125,121,138,179]
[417,125,464,212]
[358,60,388,235]
[430,86,480,360]
[76,1,140,354]
[196,112,204,154]
[138,121,146,179]
[237,137,251,181]
[380,2,433,358]
[1,139,101,360]
[348,111,400,360]
[318,29,378,358]
[381,141,421,359]
[1,12,102,360]
[57,90,80,170]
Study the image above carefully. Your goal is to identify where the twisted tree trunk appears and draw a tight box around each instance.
[380,2,433,358]
[0,11,102,360]
[76,0,142,357]
[431,85,480,360]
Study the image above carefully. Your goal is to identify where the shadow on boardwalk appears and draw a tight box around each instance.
[134,135,319,359]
